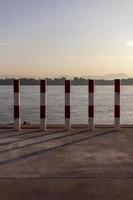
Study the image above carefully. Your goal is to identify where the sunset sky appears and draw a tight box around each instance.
[0,0,133,77]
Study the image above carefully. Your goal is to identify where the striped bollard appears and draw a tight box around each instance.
[40,80,47,131]
[88,80,95,130]
[114,79,121,130]
[65,80,71,130]
[14,80,21,130]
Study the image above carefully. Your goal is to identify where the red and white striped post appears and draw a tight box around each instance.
[114,79,121,130]
[14,80,21,130]
[65,80,71,130]
[40,79,47,131]
[88,80,95,130]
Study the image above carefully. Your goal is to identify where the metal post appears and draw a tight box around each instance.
[14,80,21,130]
[65,80,71,130]
[88,80,95,130]
[114,79,121,130]
[40,79,47,131]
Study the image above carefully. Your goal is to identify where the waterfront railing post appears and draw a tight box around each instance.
[65,80,71,130]
[88,80,95,130]
[114,79,121,130]
[40,79,47,131]
[14,79,21,130]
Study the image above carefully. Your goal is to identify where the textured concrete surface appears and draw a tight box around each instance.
[0,128,133,199]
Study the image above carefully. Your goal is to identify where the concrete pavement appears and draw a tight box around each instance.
[0,128,132,199]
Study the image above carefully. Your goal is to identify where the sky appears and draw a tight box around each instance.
[0,0,133,78]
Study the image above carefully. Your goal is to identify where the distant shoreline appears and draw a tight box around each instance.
[1,78,133,85]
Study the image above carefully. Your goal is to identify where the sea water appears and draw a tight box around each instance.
[0,85,133,125]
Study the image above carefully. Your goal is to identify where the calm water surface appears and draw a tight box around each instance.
[0,85,133,125]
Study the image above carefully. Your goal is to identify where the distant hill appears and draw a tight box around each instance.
[82,73,128,80]
[102,73,128,80]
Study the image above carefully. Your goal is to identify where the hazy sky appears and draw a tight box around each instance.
[1,0,133,77]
